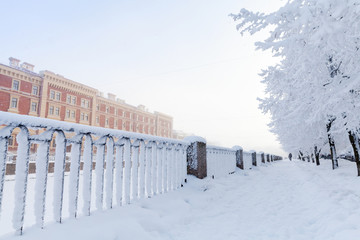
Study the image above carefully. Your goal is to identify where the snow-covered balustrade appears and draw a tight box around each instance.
[243,151,255,169]
[206,145,236,179]
[256,152,262,165]
[0,111,188,235]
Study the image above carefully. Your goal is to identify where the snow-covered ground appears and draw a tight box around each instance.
[1,159,360,240]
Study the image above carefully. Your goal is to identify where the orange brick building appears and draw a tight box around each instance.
[0,57,173,146]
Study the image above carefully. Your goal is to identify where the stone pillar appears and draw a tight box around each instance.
[251,151,257,167]
[261,152,265,163]
[232,146,243,170]
[266,154,270,162]
[184,136,207,179]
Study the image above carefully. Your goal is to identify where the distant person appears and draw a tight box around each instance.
[288,153,292,161]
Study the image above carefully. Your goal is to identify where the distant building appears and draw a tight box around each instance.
[172,130,193,140]
[0,57,173,152]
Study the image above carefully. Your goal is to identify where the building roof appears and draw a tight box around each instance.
[0,63,42,78]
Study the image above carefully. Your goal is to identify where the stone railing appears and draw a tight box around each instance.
[0,112,282,236]
[0,111,188,235]
[206,145,237,179]
[185,138,282,179]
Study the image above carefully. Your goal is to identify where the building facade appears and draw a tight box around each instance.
[0,57,173,147]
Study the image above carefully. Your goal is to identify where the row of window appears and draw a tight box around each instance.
[10,97,38,112]
[95,116,155,132]
[96,104,155,123]
[8,97,170,130]
[49,106,90,122]
[12,79,39,96]
[80,112,89,121]
[50,90,90,109]
[49,90,61,101]
[66,110,89,122]
[160,121,171,128]
[49,106,60,116]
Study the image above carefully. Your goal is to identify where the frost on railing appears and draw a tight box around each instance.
[0,112,188,235]
[206,145,236,179]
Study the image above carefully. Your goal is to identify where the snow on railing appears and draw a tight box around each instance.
[256,153,262,165]
[206,145,236,179]
[0,111,188,235]
[243,151,254,169]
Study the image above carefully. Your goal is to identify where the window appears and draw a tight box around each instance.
[106,106,109,113]
[56,92,61,101]
[105,118,109,126]
[12,80,19,90]
[71,110,75,119]
[96,116,99,124]
[81,99,85,108]
[86,100,90,108]
[81,112,84,120]
[67,95,71,104]
[85,114,89,121]
[55,107,60,116]
[72,96,77,105]
[10,97,18,108]
[96,104,100,111]
[50,90,55,99]
[31,102,37,112]
[66,109,70,118]
[32,85,39,95]
[49,106,54,115]
[8,136,14,146]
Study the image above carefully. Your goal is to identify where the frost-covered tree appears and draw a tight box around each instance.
[232,0,360,175]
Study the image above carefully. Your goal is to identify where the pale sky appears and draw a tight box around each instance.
[0,0,286,156]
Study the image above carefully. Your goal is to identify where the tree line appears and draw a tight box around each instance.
[231,0,360,176]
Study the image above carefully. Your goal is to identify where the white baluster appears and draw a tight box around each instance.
[53,131,66,223]
[34,140,50,228]
[115,143,124,206]
[95,144,105,210]
[69,140,82,218]
[163,145,168,193]
[0,131,10,218]
[82,135,93,216]
[105,138,114,209]
[123,139,131,204]
[138,140,145,199]
[151,142,157,195]
[130,141,139,201]
[157,144,163,194]
[13,127,30,235]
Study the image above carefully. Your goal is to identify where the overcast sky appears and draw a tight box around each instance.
[0,0,287,156]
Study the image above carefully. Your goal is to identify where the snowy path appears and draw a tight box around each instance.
[2,160,360,240]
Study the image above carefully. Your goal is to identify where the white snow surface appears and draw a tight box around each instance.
[2,159,360,239]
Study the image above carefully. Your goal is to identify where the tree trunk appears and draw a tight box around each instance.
[314,146,320,166]
[327,120,338,170]
[299,151,304,161]
[348,131,360,177]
